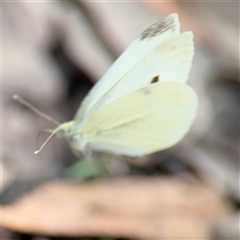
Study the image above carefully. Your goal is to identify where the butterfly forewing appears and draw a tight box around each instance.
[82,31,194,122]
[81,82,198,157]
[74,13,180,122]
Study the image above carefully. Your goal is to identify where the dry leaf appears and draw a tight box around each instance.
[1,177,232,239]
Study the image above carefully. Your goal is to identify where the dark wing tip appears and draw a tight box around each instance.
[140,13,179,40]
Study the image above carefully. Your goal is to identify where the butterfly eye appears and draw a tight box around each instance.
[150,76,159,84]
[71,134,82,144]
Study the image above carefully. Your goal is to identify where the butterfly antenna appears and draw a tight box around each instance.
[39,129,55,134]
[34,127,61,154]
[12,94,60,126]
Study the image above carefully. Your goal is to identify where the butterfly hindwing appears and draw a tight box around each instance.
[81,82,198,157]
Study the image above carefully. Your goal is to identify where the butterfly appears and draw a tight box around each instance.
[33,13,198,157]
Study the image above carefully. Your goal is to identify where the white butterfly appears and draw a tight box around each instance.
[34,13,198,157]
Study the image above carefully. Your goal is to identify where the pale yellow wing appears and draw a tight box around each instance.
[82,32,193,122]
[81,82,198,157]
[74,13,182,121]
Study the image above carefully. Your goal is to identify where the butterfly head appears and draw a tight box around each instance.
[57,121,77,138]
[57,121,86,152]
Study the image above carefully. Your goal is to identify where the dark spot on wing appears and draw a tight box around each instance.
[96,130,102,135]
[150,76,159,84]
[140,14,177,40]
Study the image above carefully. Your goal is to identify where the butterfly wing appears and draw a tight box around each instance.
[82,31,194,122]
[74,13,183,121]
[81,82,198,157]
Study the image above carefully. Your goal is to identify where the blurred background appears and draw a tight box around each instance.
[1,1,239,240]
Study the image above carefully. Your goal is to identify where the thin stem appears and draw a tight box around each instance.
[13,94,60,126]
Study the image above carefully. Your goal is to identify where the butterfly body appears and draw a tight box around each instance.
[55,13,198,157]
